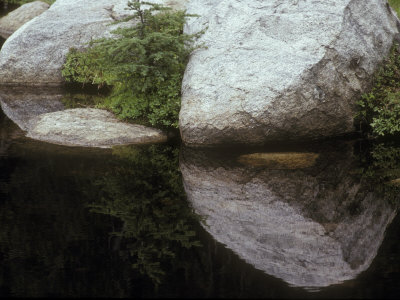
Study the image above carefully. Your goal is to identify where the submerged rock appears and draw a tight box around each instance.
[180,144,398,288]
[0,88,167,148]
[0,0,131,86]
[0,1,49,39]
[180,0,400,145]
[238,152,319,169]
[388,178,400,186]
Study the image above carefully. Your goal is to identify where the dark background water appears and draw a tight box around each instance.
[1,107,400,298]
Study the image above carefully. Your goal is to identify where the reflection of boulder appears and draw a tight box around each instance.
[180,144,398,288]
[0,105,24,156]
[0,87,65,131]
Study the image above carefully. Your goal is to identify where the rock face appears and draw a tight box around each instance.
[0,87,65,130]
[180,144,398,288]
[0,1,49,39]
[180,0,400,146]
[27,108,167,148]
[0,88,167,148]
[0,0,131,86]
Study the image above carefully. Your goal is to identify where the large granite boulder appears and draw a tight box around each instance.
[0,1,49,39]
[0,0,132,86]
[179,0,400,146]
[180,144,398,288]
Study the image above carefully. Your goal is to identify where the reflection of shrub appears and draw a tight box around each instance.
[358,142,400,204]
[61,93,107,109]
[62,0,203,129]
[88,144,201,285]
[356,45,400,137]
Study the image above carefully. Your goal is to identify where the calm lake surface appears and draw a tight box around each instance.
[1,5,400,299]
[1,100,400,298]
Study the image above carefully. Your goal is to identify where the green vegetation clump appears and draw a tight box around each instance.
[389,0,400,15]
[354,0,400,138]
[356,45,400,137]
[62,0,203,129]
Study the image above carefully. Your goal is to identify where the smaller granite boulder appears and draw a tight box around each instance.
[0,0,131,86]
[0,88,167,148]
[27,108,167,148]
[0,1,49,39]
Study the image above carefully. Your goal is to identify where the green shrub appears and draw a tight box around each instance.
[62,0,203,129]
[354,0,400,137]
[356,45,400,137]
[389,0,400,15]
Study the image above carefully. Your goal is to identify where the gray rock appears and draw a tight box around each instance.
[27,108,167,148]
[179,0,400,146]
[0,0,187,86]
[0,0,131,86]
[0,1,49,39]
[0,88,167,148]
[0,87,65,130]
[180,144,398,288]
[165,0,188,10]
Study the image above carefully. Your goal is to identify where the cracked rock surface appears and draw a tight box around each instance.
[179,0,400,145]
[0,1,49,39]
[0,0,131,86]
[180,143,398,288]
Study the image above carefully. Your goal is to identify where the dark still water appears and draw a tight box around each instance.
[1,105,400,298]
